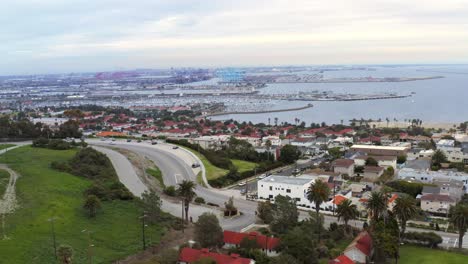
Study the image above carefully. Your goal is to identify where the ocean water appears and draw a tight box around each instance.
[211,65,468,125]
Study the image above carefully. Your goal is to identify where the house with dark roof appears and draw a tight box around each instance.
[343,231,373,263]
[362,166,384,181]
[223,231,280,256]
[332,159,355,176]
[178,247,253,264]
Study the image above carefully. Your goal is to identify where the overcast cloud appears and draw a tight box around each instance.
[1,0,468,74]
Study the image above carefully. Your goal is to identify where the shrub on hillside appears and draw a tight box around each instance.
[51,147,132,201]
[194,197,205,204]
[163,186,177,196]
[403,231,443,247]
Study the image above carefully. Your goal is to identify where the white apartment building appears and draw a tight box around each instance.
[262,136,282,146]
[439,147,468,163]
[257,175,330,208]
[436,139,455,148]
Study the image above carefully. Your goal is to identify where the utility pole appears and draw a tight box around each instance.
[140,212,148,250]
[48,217,58,259]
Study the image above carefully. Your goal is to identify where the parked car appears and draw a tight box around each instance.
[127,139,132,142]
[137,139,142,143]
[172,146,179,149]
[238,182,246,187]
[258,174,266,179]
[192,163,200,168]
[151,141,158,145]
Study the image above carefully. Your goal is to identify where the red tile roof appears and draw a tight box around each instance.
[333,195,348,205]
[324,128,354,135]
[329,255,355,264]
[388,194,398,204]
[223,231,280,250]
[179,248,251,264]
[355,232,372,256]
[96,131,126,137]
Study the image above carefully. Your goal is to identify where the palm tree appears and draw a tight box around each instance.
[307,180,330,241]
[450,203,468,249]
[336,199,359,236]
[83,195,101,218]
[366,191,388,223]
[178,180,196,222]
[57,244,73,264]
[393,196,417,238]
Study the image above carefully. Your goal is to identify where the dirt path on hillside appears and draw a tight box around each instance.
[0,164,20,240]
[0,164,19,215]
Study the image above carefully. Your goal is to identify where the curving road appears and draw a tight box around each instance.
[90,140,257,231]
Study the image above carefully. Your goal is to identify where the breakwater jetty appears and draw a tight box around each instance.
[206,104,313,116]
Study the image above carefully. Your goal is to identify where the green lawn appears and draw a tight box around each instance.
[147,167,165,188]
[180,146,228,181]
[232,159,257,173]
[0,168,10,196]
[0,146,164,264]
[0,144,15,151]
[400,245,468,264]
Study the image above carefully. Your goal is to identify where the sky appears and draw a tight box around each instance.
[2,0,468,75]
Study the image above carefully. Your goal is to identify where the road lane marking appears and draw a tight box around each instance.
[174,173,181,184]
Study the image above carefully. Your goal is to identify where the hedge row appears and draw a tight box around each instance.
[403,231,443,247]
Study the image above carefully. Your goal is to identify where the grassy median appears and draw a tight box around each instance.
[0,146,164,264]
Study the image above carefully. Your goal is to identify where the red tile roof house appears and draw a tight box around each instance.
[329,255,355,264]
[332,159,355,176]
[178,247,254,264]
[342,231,373,264]
[223,231,280,257]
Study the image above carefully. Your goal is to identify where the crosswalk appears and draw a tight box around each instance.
[442,235,468,249]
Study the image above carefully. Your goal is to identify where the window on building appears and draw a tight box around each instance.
[286,189,291,193]
[269,186,272,191]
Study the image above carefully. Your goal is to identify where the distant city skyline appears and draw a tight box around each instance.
[2,0,468,75]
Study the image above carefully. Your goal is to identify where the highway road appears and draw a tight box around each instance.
[89,139,467,248]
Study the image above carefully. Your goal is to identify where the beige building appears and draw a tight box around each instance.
[332,159,355,176]
[420,194,456,214]
[350,145,409,156]
[362,166,384,181]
